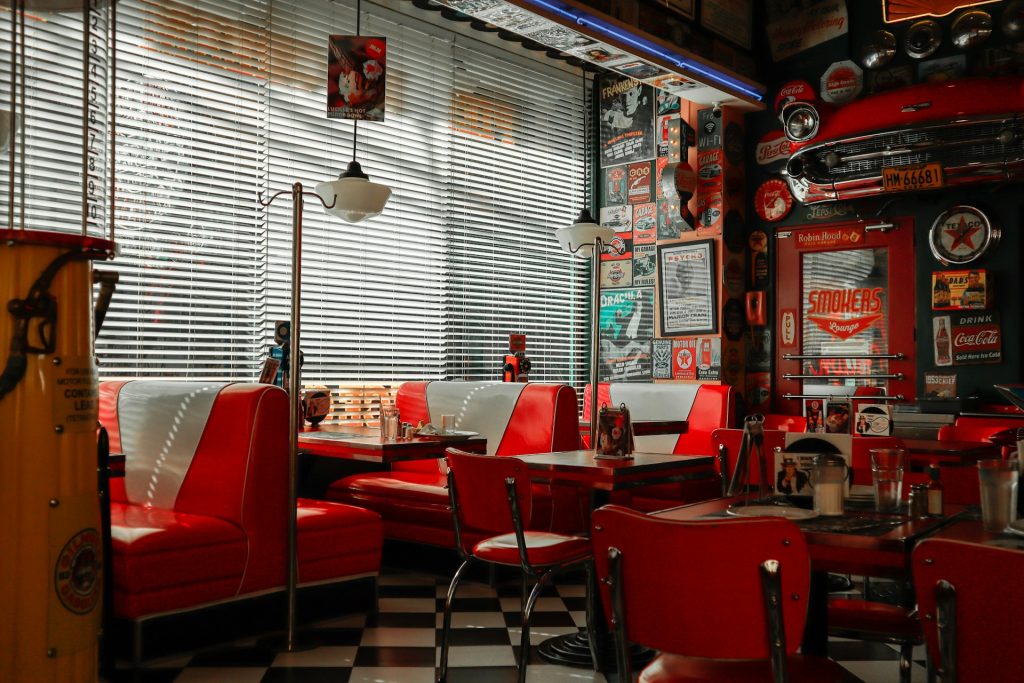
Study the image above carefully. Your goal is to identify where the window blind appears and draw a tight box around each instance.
[97,0,268,378]
[24,0,593,408]
[446,40,589,384]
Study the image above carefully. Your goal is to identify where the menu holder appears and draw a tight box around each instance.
[594,402,634,459]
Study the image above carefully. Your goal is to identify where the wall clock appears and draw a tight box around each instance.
[928,205,1000,265]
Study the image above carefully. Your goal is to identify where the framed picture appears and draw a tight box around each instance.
[701,0,753,50]
[663,0,695,20]
[657,239,717,336]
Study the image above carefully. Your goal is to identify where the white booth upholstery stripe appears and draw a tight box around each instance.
[424,381,526,456]
[608,383,700,453]
[119,381,225,509]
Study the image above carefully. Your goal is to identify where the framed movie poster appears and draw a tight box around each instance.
[657,239,717,336]
[599,73,655,167]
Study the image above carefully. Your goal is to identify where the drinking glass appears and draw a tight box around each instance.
[441,414,456,433]
[870,448,905,512]
[382,407,400,441]
[978,459,1019,532]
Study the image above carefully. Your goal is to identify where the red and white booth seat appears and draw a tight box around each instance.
[325,381,584,546]
[99,380,383,625]
[583,382,734,511]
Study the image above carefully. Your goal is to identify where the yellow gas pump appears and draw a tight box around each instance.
[0,0,117,679]
[0,230,116,682]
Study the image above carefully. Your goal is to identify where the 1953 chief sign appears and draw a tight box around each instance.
[780,76,1024,204]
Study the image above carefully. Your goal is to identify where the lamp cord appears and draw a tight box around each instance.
[352,0,362,162]
[581,69,588,215]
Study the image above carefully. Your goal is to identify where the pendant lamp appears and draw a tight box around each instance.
[316,0,391,223]
[553,69,613,438]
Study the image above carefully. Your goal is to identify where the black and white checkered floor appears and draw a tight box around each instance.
[104,566,931,683]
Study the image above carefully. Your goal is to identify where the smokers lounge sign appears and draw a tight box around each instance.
[806,287,883,340]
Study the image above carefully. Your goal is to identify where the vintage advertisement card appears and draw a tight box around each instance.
[327,36,386,121]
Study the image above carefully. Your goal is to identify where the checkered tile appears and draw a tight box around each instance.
[104,568,929,683]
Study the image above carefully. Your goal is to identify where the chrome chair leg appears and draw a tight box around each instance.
[519,571,550,683]
[899,642,913,683]
[438,559,471,683]
[583,560,601,672]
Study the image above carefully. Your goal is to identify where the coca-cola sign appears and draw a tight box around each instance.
[951,312,1002,364]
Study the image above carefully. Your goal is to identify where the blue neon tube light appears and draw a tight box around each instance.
[517,0,765,102]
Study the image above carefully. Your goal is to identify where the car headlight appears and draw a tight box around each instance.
[782,103,819,142]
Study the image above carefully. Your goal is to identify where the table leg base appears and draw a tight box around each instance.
[537,629,655,670]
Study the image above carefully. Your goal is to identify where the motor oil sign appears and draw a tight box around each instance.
[805,287,883,340]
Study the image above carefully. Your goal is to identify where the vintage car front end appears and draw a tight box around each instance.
[782,77,1024,204]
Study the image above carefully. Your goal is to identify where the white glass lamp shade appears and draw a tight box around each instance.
[316,161,391,223]
[555,210,615,259]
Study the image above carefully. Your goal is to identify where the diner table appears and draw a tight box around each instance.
[297,424,486,497]
[655,495,967,656]
[515,449,716,669]
[902,438,1000,469]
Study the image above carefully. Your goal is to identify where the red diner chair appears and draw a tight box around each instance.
[761,414,807,432]
[914,538,1024,682]
[591,505,848,682]
[439,449,597,683]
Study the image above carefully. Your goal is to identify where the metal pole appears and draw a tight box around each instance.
[589,236,602,443]
[286,181,303,651]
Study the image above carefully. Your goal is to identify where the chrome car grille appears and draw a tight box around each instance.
[792,116,1024,184]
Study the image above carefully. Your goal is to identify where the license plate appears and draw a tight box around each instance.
[882,163,944,192]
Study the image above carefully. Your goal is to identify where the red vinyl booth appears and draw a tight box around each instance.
[99,381,383,647]
[583,383,733,511]
[325,381,584,546]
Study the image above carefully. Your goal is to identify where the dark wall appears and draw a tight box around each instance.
[746,0,1023,407]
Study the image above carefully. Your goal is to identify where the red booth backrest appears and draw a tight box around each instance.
[392,381,581,474]
[99,380,290,593]
[584,382,734,455]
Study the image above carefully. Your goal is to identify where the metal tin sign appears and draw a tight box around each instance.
[821,60,863,103]
[52,359,98,432]
[754,178,793,222]
[697,107,722,150]
[755,130,791,173]
[627,161,653,204]
[773,79,816,114]
[652,338,673,379]
[672,339,697,380]
[633,203,657,244]
[793,224,865,250]
[602,261,632,288]
[951,312,1001,364]
[605,165,628,204]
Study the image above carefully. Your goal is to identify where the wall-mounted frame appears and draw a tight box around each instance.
[663,0,696,20]
[657,239,717,336]
[701,0,753,50]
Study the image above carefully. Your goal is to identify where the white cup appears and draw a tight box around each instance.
[441,414,455,432]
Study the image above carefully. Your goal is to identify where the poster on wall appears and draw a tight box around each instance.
[599,74,655,167]
[327,36,387,121]
[657,240,717,336]
[765,0,848,62]
[881,0,1000,23]
[701,0,753,50]
[600,287,655,381]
